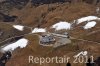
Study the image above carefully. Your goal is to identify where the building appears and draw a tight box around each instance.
[40,35,55,44]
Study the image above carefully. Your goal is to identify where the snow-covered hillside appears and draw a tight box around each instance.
[83,21,97,29]
[13,25,24,31]
[32,28,46,33]
[51,21,71,30]
[1,38,28,52]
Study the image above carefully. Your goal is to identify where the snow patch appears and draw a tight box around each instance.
[51,21,71,30]
[13,25,24,31]
[83,21,96,29]
[97,18,100,20]
[1,38,28,52]
[77,16,99,24]
[32,28,46,33]
[74,51,88,58]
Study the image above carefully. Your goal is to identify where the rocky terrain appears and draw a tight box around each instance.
[0,0,100,66]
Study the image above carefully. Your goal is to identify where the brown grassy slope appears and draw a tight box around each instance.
[9,2,96,27]
[0,22,31,46]
[6,34,100,66]
[5,2,100,66]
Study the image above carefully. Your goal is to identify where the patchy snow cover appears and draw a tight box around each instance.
[51,21,71,30]
[83,21,96,29]
[1,38,28,52]
[77,16,99,24]
[32,28,46,33]
[74,51,88,58]
[13,25,24,31]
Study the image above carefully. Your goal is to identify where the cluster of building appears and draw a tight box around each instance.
[40,34,55,44]
[39,32,71,47]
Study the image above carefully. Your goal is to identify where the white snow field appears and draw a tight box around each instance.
[74,51,88,58]
[77,16,99,24]
[1,38,28,52]
[51,21,71,30]
[13,25,24,31]
[32,28,46,33]
[83,21,97,29]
